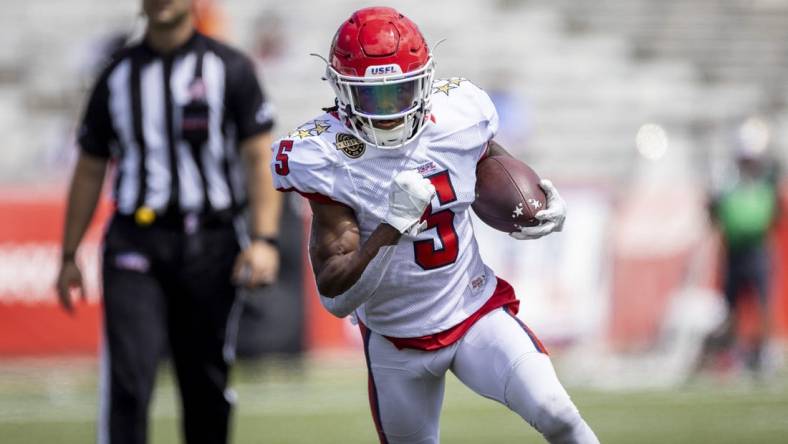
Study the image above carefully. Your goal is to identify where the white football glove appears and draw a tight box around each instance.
[385,170,436,235]
[510,179,566,240]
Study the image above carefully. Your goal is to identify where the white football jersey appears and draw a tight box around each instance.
[272,78,500,337]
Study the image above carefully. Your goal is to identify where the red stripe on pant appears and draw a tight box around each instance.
[504,306,549,355]
[359,324,389,443]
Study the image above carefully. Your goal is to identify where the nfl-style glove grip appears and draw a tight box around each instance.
[510,179,567,240]
[385,170,436,235]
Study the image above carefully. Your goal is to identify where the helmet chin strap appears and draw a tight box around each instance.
[353,109,431,149]
[364,120,407,148]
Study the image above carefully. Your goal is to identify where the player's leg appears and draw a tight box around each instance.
[168,226,241,444]
[451,308,599,444]
[748,246,772,372]
[99,221,169,444]
[692,255,742,374]
[723,252,745,318]
[360,325,452,444]
[722,252,751,368]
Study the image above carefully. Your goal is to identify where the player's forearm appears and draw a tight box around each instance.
[317,223,400,317]
[61,153,108,260]
[243,133,281,238]
[319,242,398,318]
[316,223,400,297]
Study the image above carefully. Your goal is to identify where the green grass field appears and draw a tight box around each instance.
[1,354,787,443]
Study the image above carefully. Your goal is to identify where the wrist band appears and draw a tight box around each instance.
[251,235,279,250]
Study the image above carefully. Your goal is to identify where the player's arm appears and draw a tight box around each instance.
[482,139,567,240]
[308,170,435,317]
[310,202,399,297]
[56,151,109,312]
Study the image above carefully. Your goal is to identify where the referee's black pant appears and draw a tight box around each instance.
[99,214,242,444]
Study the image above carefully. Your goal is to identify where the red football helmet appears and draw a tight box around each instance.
[326,7,434,148]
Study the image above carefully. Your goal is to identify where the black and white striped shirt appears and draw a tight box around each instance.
[78,32,274,217]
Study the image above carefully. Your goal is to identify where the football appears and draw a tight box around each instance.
[472,156,547,232]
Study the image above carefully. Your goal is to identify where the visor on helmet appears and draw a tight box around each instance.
[350,80,418,115]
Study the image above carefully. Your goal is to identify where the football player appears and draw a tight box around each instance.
[271,7,599,444]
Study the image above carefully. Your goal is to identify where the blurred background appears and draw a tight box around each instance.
[1,0,787,442]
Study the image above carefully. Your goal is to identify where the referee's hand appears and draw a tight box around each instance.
[232,241,280,288]
[56,260,86,314]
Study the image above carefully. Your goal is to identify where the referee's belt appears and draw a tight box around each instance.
[120,207,236,232]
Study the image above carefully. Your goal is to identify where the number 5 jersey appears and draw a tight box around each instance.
[272,79,503,338]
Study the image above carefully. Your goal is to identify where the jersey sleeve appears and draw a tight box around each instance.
[271,137,346,205]
[466,81,499,144]
[452,80,499,160]
[77,73,116,158]
[431,78,501,160]
[226,55,275,141]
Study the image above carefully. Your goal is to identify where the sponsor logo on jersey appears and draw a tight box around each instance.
[365,64,403,77]
[416,161,438,175]
[470,273,486,292]
[335,133,366,158]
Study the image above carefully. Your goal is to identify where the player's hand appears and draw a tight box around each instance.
[510,179,566,240]
[232,241,280,287]
[56,259,86,314]
[384,170,436,235]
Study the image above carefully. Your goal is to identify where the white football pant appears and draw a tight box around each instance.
[360,308,599,444]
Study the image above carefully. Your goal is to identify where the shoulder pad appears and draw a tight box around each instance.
[431,77,499,141]
[271,131,340,203]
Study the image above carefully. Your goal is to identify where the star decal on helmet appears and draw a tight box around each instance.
[432,77,468,96]
[288,120,333,139]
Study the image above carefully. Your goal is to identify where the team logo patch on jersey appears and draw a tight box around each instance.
[335,133,366,158]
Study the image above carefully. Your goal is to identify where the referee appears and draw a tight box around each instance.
[54,1,281,443]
